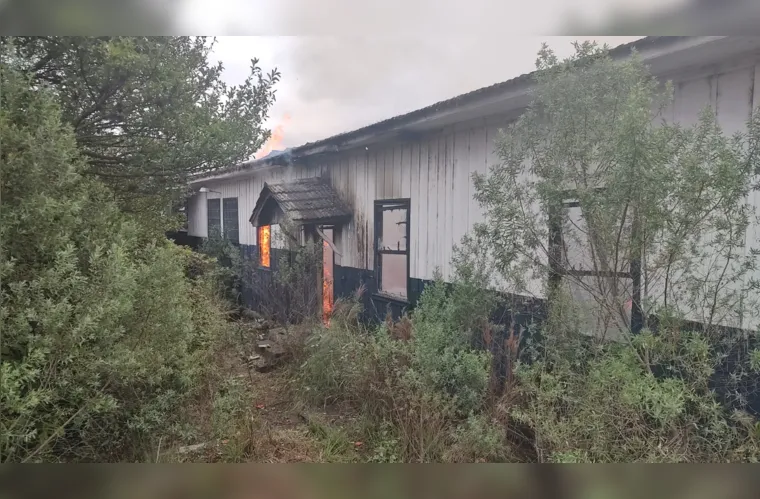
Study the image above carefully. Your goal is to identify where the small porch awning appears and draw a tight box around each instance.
[249,177,353,228]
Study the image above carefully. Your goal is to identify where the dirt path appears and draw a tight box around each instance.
[176,320,363,463]
[246,367,363,463]
[239,367,319,462]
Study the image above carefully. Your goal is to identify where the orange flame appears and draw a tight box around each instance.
[322,239,334,327]
[257,114,291,158]
[258,225,271,268]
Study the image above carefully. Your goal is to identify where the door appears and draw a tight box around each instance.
[321,227,334,326]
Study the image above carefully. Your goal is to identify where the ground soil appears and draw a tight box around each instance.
[177,323,363,463]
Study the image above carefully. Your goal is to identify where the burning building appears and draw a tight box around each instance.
[186,36,760,332]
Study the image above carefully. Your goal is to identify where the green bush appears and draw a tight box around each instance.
[296,278,500,462]
[511,327,760,463]
[198,233,245,305]
[1,66,230,462]
[297,323,377,408]
[409,277,492,415]
[363,420,402,463]
[444,413,508,463]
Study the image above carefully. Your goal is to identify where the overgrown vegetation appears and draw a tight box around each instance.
[0,65,236,461]
[469,42,760,463]
[296,258,505,462]
[511,324,760,462]
[198,222,323,326]
[4,36,760,463]
[6,36,279,232]
[0,37,281,463]
[197,233,246,306]
[291,42,760,463]
[259,234,323,327]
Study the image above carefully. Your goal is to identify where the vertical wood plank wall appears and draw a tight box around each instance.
[187,119,509,278]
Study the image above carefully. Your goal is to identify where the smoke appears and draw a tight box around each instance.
[8,1,756,150]
[215,35,642,147]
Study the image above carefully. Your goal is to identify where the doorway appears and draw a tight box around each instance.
[321,227,334,326]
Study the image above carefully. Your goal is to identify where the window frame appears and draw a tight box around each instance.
[207,198,221,239]
[547,188,643,333]
[374,199,411,302]
[222,197,239,244]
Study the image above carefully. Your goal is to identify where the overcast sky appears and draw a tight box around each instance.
[177,1,688,151]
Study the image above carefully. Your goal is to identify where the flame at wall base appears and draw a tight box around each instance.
[322,239,333,327]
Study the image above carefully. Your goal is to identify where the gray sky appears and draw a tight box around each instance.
[177,1,687,151]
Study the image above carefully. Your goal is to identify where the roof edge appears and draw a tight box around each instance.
[192,36,725,185]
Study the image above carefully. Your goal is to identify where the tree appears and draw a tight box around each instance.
[1,61,228,462]
[6,36,279,230]
[467,42,760,463]
[472,41,760,340]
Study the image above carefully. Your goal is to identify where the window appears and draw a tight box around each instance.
[207,196,239,243]
[207,198,221,238]
[222,198,239,244]
[375,199,410,300]
[258,225,271,268]
[548,190,643,335]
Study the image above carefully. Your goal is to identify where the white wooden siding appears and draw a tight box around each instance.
[644,63,760,329]
[188,56,760,329]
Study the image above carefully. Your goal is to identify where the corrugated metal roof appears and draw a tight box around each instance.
[249,177,352,227]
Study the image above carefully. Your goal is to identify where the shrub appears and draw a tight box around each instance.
[296,278,502,462]
[273,235,323,325]
[444,413,509,463]
[384,377,455,462]
[363,420,401,463]
[0,66,230,462]
[409,277,492,415]
[243,234,323,326]
[197,233,245,305]
[511,325,760,462]
[297,323,376,408]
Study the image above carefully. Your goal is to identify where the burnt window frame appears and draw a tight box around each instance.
[222,197,239,244]
[547,188,643,333]
[207,198,221,239]
[374,199,411,302]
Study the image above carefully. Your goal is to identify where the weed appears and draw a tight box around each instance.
[307,417,356,462]
[210,376,257,462]
[444,414,509,463]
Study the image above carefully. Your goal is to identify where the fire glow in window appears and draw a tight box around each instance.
[258,225,271,268]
